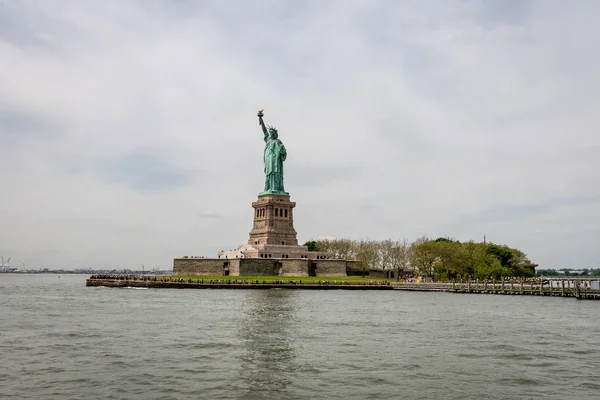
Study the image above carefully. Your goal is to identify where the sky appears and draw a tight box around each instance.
[1,0,599,270]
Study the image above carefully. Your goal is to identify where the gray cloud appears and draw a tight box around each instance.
[105,152,192,193]
[1,0,599,270]
[198,210,221,219]
[447,195,600,227]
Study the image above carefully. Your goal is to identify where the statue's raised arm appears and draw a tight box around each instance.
[257,109,268,141]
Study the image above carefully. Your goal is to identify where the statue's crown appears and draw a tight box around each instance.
[268,125,278,133]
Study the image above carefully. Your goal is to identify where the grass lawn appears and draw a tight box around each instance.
[162,275,392,284]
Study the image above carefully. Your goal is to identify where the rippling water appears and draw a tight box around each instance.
[1,274,599,399]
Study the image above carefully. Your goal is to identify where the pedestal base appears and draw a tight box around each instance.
[248,194,298,246]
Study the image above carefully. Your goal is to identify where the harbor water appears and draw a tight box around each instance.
[1,274,599,399]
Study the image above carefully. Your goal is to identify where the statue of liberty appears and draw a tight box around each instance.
[257,109,288,195]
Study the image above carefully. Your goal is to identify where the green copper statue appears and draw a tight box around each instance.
[257,109,288,196]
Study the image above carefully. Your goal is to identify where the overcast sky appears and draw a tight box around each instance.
[1,0,598,270]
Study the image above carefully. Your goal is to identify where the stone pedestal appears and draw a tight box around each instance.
[248,194,298,246]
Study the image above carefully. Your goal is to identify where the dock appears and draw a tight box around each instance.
[391,279,600,300]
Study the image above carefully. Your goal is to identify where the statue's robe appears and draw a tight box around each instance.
[263,138,286,193]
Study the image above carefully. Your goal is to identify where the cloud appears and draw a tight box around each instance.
[198,210,221,219]
[105,152,192,193]
[1,0,599,269]
[316,236,337,241]
[448,196,600,227]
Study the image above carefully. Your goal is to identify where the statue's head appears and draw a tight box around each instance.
[268,126,278,139]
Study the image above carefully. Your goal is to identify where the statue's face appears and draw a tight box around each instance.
[269,129,278,139]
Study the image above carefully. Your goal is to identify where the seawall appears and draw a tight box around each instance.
[86,279,393,290]
[86,278,600,299]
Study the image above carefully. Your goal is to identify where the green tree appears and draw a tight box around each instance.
[354,239,380,277]
[410,236,437,277]
[486,244,514,268]
[310,236,536,280]
[474,255,503,279]
[432,239,465,279]
[316,238,355,260]
[303,240,318,252]
[510,248,532,267]
[461,241,487,279]
[380,238,412,280]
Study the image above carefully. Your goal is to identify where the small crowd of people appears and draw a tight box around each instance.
[89,274,146,280]
[88,274,392,286]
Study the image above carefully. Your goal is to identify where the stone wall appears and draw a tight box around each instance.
[228,260,241,276]
[251,244,328,260]
[173,258,233,276]
[281,259,309,276]
[219,243,330,261]
[86,279,394,290]
[238,259,278,276]
[174,257,348,277]
[314,260,348,277]
[369,269,396,279]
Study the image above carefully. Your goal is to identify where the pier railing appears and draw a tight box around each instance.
[391,278,600,299]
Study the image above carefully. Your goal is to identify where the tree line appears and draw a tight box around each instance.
[304,237,537,280]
